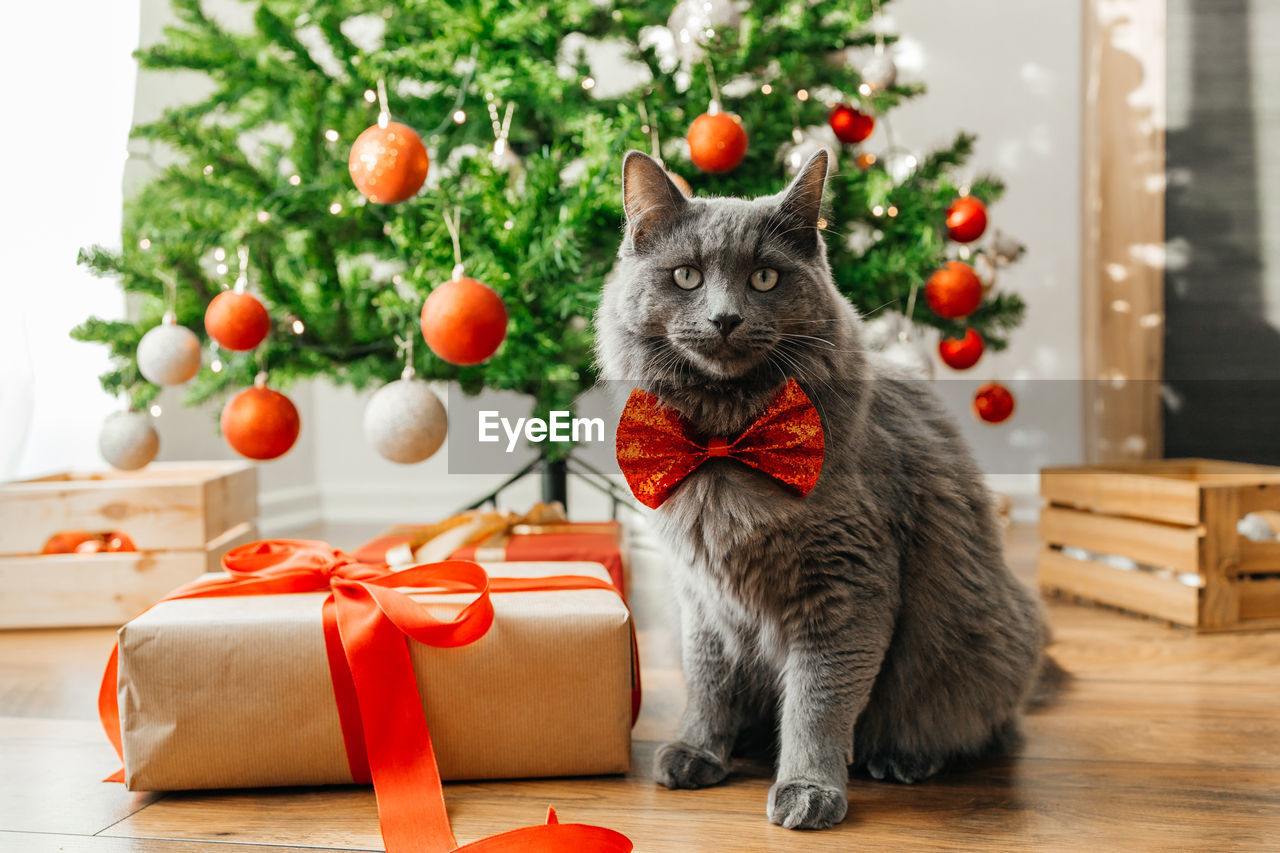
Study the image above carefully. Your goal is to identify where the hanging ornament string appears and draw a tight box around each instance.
[901,280,920,337]
[234,246,250,293]
[441,205,465,280]
[376,78,391,129]
[637,101,661,160]
[703,58,723,113]
[424,44,480,138]
[395,332,416,381]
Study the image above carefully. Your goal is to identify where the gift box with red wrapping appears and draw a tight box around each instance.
[352,504,629,598]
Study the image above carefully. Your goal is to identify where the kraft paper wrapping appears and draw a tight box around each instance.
[116,561,632,792]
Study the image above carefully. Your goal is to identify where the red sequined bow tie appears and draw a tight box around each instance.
[615,377,824,509]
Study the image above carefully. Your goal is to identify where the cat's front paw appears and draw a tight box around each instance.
[767,779,848,830]
[654,741,730,789]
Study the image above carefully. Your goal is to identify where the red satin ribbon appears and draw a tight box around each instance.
[97,539,634,853]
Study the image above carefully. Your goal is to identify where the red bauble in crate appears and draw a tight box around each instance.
[687,110,748,173]
[945,196,988,243]
[348,121,430,204]
[42,531,95,554]
[828,104,875,144]
[205,290,271,351]
[221,383,301,460]
[925,261,984,319]
[421,276,509,366]
[938,328,985,370]
[973,381,1015,424]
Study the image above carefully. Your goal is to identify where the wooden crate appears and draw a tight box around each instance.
[0,461,258,629]
[1039,459,1280,631]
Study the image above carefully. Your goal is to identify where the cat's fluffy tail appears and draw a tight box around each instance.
[1023,654,1071,710]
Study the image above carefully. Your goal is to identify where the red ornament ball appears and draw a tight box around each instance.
[925,261,984,320]
[687,111,748,173]
[221,385,301,460]
[828,104,875,145]
[938,328,985,370]
[973,382,1016,424]
[348,121,430,204]
[421,277,509,366]
[945,196,988,243]
[205,290,271,351]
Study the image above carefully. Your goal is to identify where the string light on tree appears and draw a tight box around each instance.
[221,373,301,460]
[348,79,430,204]
[973,381,1015,424]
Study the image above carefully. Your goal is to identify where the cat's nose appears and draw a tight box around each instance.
[709,313,743,337]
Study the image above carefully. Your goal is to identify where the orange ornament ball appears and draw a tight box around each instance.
[938,328,985,370]
[925,261,984,320]
[974,382,1015,424]
[945,196,988,243]
[687,111,748,173]
[421,277,509,366]
[348,121,430,204]
[205,290,271,351]
[221,385,301,460]
[828,104,875,145]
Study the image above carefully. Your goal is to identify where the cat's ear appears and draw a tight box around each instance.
[778,148,830,231]
[623,150,688,249]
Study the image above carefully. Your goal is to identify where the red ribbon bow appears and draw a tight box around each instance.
[615,377,824,509]
[98,539,633,853]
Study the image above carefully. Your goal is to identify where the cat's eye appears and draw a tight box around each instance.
[672,266,703,290]
[750,268,779,292]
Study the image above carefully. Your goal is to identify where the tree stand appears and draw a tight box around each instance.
[459,453,635,519]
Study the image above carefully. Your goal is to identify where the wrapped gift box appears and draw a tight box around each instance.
[352,505,629,597]
[115,560,633,791]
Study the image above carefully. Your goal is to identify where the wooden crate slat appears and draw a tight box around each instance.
[203,521,259,574]
[1038,547,1200,627]
[0,463,255,555]
[1238,578,1280,622]
[1038,506,1201,575]
[1041,468,1202,526]
[1236,540,1280,577]
[0,551,202,629]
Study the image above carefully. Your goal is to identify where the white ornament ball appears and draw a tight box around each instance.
[782,128,839,178]
[991,229,1024,265]
[879,336,935,379]
[363,377,448,464]
[973,252,998,293]
[860,312,908,351]
[137,315,201,386]
[860,50,898,92]
[668,0,741,63]
[99,411,159,471]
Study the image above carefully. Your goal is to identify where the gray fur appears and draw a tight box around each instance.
[596,150,1055,830]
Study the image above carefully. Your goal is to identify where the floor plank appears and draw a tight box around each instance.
[3,523,1279,850]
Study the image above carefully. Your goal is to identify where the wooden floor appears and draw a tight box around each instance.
[2,522,1279,851]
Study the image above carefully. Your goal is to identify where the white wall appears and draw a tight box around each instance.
[102,0,1081,526]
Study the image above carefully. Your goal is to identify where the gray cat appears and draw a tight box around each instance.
[594,150,1061,830]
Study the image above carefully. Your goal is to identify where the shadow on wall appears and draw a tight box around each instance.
[1163,0,1280,464]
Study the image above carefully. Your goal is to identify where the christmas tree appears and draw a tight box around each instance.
[76,0,1025,461]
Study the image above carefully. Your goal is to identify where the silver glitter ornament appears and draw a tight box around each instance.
[860,47,898,93]
[991,229,1025,265]
[781,127,839,178]
[860,312,908,352]
[98,411,159,471]
[363,376,448,464]
[879,334,935,379]
[137,313,202,386]
[667,0,741,63]
[973,252,997,294]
